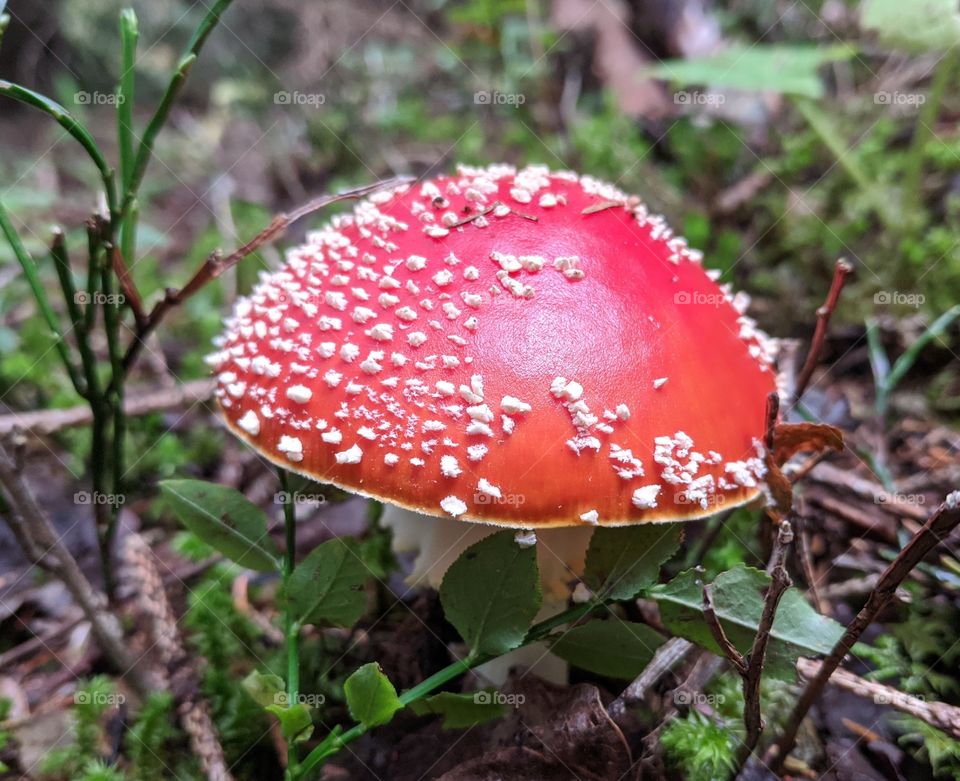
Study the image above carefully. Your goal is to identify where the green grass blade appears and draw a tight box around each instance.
[885,305,960,399]
[0,81,118,220]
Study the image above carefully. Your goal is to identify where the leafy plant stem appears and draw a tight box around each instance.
[904,48,958,212]
[279,469,300,775]
[294,600,604,777]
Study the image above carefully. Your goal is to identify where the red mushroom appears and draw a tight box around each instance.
[209,164,777,531]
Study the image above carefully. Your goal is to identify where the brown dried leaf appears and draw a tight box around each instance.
[764,452,794,519]
[773,422,844,465]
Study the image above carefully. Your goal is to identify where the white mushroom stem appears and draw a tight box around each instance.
[381,504,594,685]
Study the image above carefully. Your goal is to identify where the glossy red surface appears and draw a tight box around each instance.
[211,165,776,527]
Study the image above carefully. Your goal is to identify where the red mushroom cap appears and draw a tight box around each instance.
[209,164,777,527]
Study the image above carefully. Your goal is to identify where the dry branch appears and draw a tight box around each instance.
[0,440,154,695]
[769,491,960,772]
[795,258,854,401]
[117,176,413,380]
[796,657,960,740]
[0,378,215,436]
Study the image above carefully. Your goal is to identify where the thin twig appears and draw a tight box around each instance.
[795,258,854,401]
[739,521,793,766]
[769,492,960,772]
[795,657,960,740]
[115,176,412,384]
[702,584,747,675]
[0,378,215,436]
[793,514,826,614]
[0,440,153,695]
[608,637,694,719]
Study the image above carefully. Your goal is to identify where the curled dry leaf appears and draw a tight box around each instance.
[773,422,844,465]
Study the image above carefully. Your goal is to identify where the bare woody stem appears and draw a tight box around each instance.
[703,521,794,772]
[769,493,960,773]
[794,258,854,402]
[113,176,413,389]
[739,521,793,764]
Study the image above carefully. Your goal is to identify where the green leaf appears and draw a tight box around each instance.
[550,620,665,679]
[408,691,507,729]
[159,479,280,571]
[584,524,683,600]
[343,663,403,728]
[439,531,542,656]
[285,538,368,627]
[646,44,855,99]
[862,0,960,53]
[241,671,286,708]
[265,702,314,744]
[651,565,844,677]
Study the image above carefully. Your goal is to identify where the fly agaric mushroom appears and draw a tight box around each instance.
[208,164,777,673]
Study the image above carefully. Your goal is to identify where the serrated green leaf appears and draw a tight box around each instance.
[647,44,855,99]
[159,479,280,571]
[265,702,313,743]
[550,620,665,679]
[584,523,682,600]
[409,691,507,729]
[651,565,844,677]
[285,538,367,627]
[241,671,285,708]
[439,531,542,656]
[343,663,402,728]
[862,0,960,53]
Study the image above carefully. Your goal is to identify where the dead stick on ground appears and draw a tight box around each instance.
[795,657,960,740]
[769,491,960,772]
[794,258,854,401]
[116,176,413,381]
[0,378,215,436]
[608,637,694,720]
[0,440,154,696]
